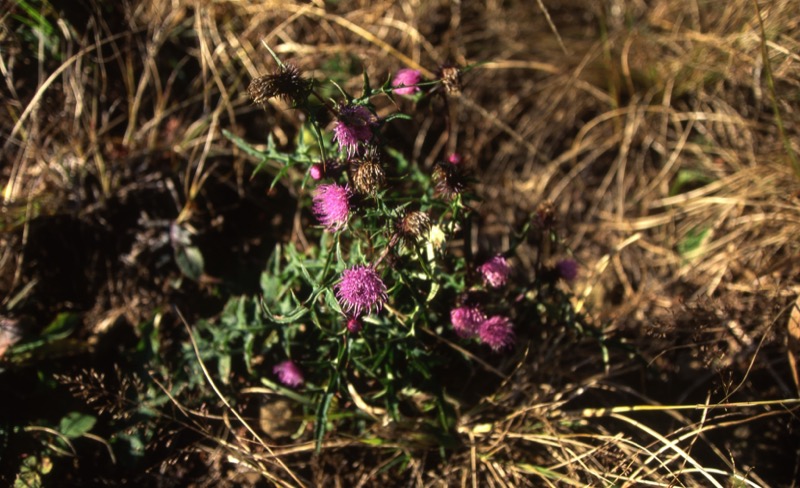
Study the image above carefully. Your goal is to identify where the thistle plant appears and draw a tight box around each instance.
[217,49,583,449]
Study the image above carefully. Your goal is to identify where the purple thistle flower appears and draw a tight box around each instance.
[312,183,351,231]
[478,255,511,288]
[333,104,376,158]
[335,265,388,318]
[450,305,485,338]
[309,163,324,180]
[391,68,422,95]
[346,317,362,334]
[478,316,515,351]
[557,259,579,282]
[273,360,304,388]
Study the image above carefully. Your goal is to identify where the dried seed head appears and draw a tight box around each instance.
[349,151,386,195]
[248,64,310,106]
[439,64,462,96]
[432,161,466,198]
[397,211,431,245]
[535,200,556,229]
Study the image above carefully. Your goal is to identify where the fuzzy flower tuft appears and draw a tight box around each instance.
[273,360,304,388]
[557,259,579,282]
[478,255,511,288]
[447,153,462,165]
[450,305,485,338]
[478,316,515,351]
[335,265,388,318]
[391,68,422,95]
[312,183,351,231]
[333,104,376,158]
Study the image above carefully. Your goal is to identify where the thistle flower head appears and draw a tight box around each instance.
[248,64,310,106]
[439,64,462,96]
[335,265,388,318]
[312,183,351,231]
[273,360,304,388]
[432,161,466,198]
[450,305,485,338]
[349,150,386,195]
[478,316,515,351]
[557,259,579,282]
[397,210,431,245]
[478,255,511,288]
[333,104,376,158]
[391,68,422,95]
[535,200,556,229]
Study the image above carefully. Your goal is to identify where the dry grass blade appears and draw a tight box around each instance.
[176,307,304,488]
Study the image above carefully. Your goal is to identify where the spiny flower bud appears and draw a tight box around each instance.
[248,64,310,106]
[309,163,324,180]
[397,210,431,245]
[439,64,462,96]
[349,150,386,196]
[346,317,362,334]
[432,160,466,198]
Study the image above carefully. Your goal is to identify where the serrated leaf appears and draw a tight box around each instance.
[223,129,267,158]
[260,299,309,325]
[58,412,96,438]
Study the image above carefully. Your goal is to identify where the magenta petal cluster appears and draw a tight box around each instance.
[309,163,324,180]
[450,306,485,338]
[312,183,351,231]
[273,360,304,388]
[333,104,376,158]
[478,316,515,351]
[391,68,422,95]
[335,265,388,318]
[447,153,462,165]
[478,255,511,288]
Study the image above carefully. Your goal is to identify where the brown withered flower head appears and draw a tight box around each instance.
[248,64,311,107]
[432,160,466,198]
[397,210,431,246]
[439,64,462,96]
[349,149,386,196]
[535,200,556,229]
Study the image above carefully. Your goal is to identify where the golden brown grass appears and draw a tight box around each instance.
[2,0,799,486]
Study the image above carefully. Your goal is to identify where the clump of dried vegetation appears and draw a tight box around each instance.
[1,0,799,486]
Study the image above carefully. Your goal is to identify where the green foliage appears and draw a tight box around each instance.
[208,52,588,453]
